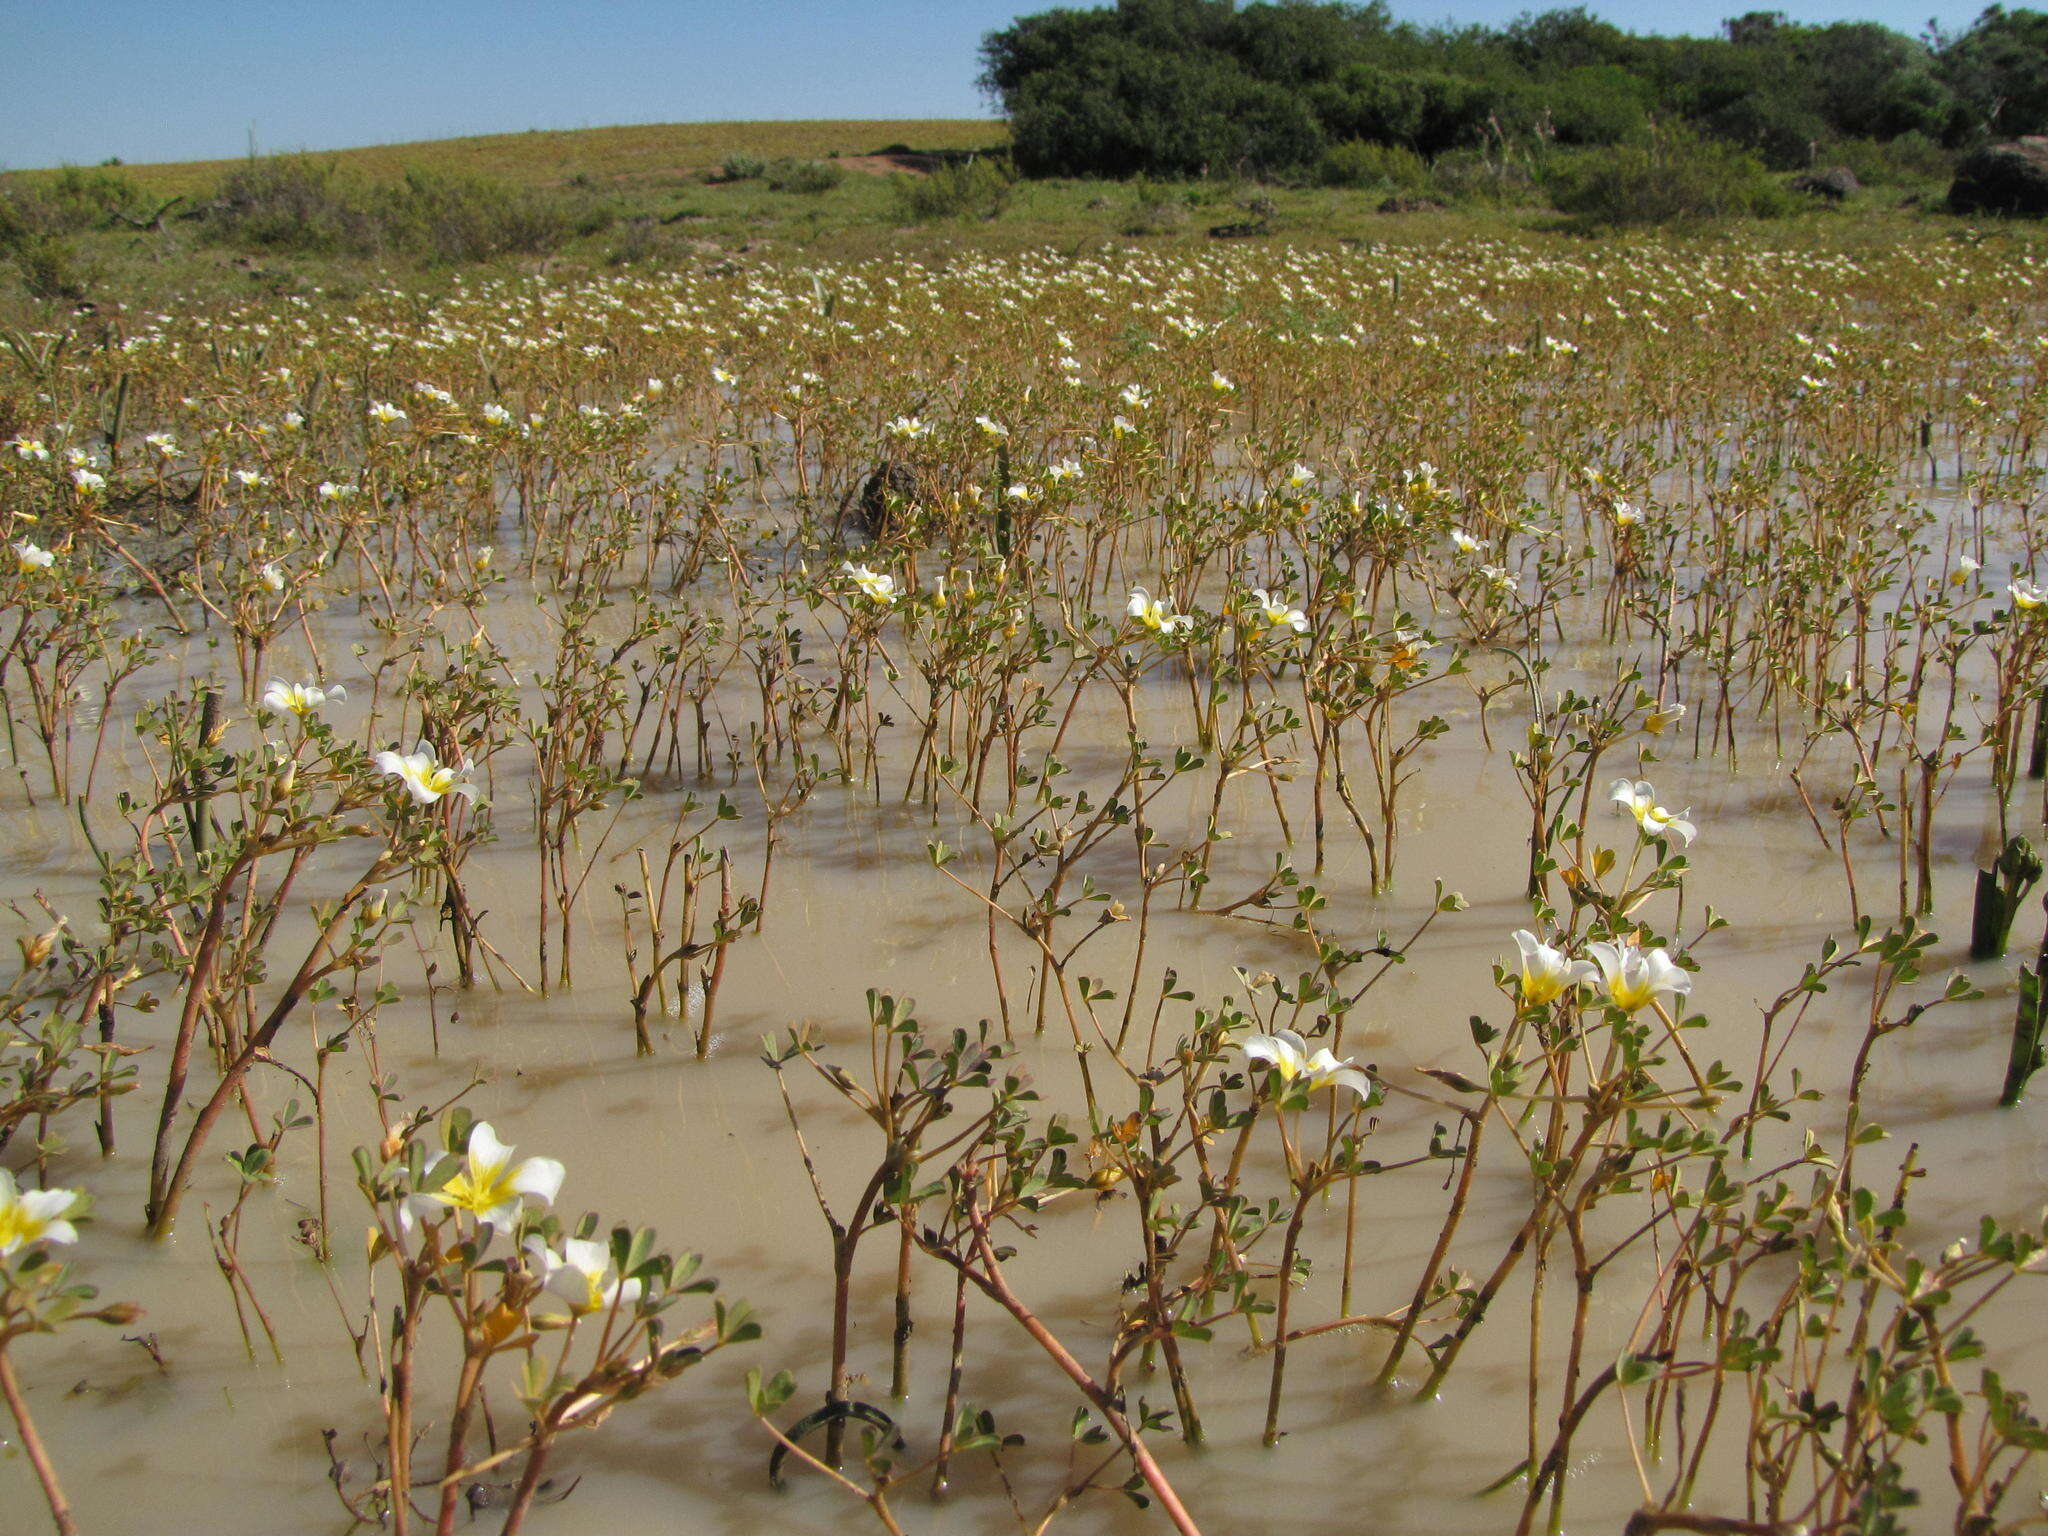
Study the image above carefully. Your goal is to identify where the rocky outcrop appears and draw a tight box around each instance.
[1949,137,2048,216]
[1792,165,1859,201]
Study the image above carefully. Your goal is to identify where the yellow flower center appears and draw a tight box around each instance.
[434,1154,514,1217]
[0,1202,51,1251]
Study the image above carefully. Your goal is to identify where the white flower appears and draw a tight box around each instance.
[1127,587,1191,637]
[1241,1028,1373,1101]
[1246,589,1307,633]
[143,432,179,457]
[71,468,106,494]
[884,414,929,442]
[1285,463,1316,490]
[975,415,1009,438]
[375,740,479,806]
[1111,414,1137,438]
[1119,383,1151,410]
[1511,930,1594,1006]
[407,1122,563,1231]
[1045,458,1084,482]
[1585,941,1692,1015]
[9,438,50,462]
[1450,528,1485,555]
[527,1236,643,1316]
[1386,628,1434,672]
[480,402,514,427]
[1951,554,1981,586]
[0,1169,80,1257]
[367,400,407,424]
[13,541,54,573]
[2011,578,2045,612]
[1209,371,1234,393]
[317,480,356,501]
[232,469,268,489]
[263,679,344,716]
[257,562,287,592]
[1479,563,1515,592]
[1612,501,1642,527]
[1609,779,1697,845]
[711,366,737,386]
[1643,701,1687,736]
[842,561,899,606]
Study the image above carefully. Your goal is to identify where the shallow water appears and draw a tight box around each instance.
[6,241,2048,1535]
[5,598,2044,1536]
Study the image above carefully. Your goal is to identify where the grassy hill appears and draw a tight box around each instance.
[20,119,1008,198]
[0,114,2027,316]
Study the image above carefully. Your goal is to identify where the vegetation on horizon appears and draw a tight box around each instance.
[982,0,2045,191]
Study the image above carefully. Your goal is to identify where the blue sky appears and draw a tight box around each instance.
[4,0,2001,169]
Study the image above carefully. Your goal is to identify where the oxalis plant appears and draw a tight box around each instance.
[339,1105,759,1535]
[0,1176,139,1536]
[12,229,2048,1536]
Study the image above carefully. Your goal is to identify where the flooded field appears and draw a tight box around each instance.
[2,236,2048,1535]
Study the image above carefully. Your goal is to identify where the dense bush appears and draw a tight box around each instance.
[1430,147,1540,205]
[718,152,768,183]
[892,157,1016,221]
[1545,127,1795,224]
[980,0,2048,183]
[0,166,144,235]
[766,159,846,194]
[0,167,142,303]
[199,157,599,262]
[1118,177,1192,234]
[205,159,377,253]
[1825,131,1955,186]
[1315,139,1428,190]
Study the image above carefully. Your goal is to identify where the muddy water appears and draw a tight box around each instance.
[5,558,2048,1536]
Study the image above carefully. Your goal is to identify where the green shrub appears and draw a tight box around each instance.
[201,157,588,262]
[6,233,96,304]
[1546,129,1795,225]
[1428,148,1538,205]
[1824,132,1953,186]
[1112,176,1189,236]
[1315,140,1428,190]
[378,168,581,262]
[1524,65,1654,147]
[719,152,767,183]
[0,164,144,243]
[766,159,845,195]
[206,158,377,254]
[892,158,1015,222]
[605,217,672,267]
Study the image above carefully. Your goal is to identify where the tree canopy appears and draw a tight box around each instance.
[979,0,2048,178]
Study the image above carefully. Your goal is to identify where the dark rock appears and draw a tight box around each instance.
[1208,220,1269,239]
[1377,195,1448,214]
[1792,165,1860,201]
[1949,137,2048,216]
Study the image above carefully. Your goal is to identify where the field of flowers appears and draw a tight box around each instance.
[2,231,2048,1535]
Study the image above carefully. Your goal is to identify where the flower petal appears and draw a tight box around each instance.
[511,1156,565,1206]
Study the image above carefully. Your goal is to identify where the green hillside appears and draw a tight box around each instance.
[11,119,1008,197]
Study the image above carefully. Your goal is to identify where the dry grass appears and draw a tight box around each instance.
[13,119,1008,198]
